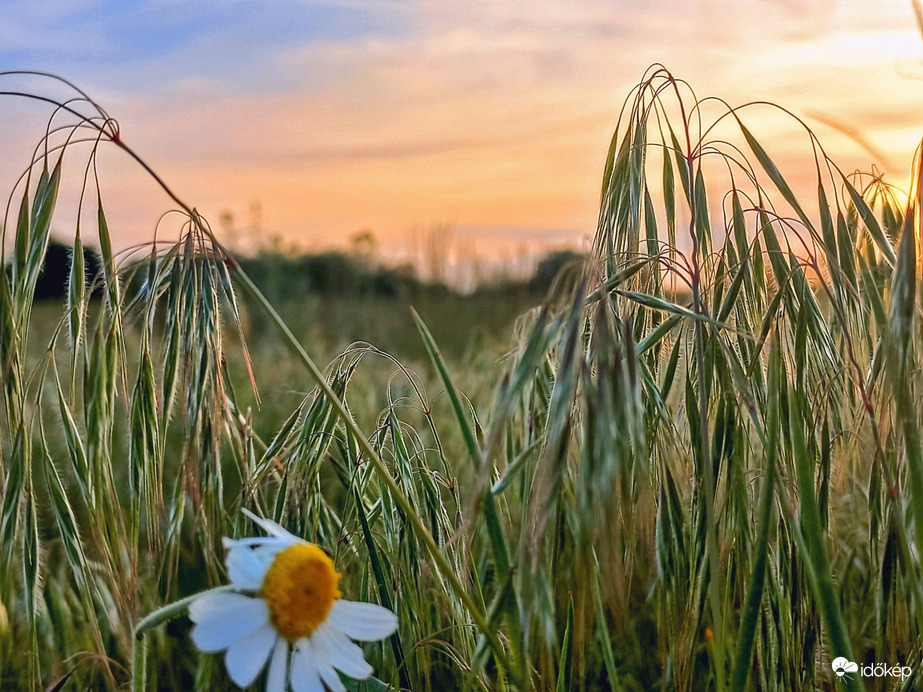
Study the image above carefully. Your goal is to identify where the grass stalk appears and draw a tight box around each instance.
[228,262,521,686]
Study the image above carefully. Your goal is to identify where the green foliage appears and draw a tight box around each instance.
[2,67,923,692]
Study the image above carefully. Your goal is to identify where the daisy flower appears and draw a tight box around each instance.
[188,510,398,692]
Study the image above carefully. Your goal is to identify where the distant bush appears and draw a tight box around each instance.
[237,250,429,301]
[4,239,104,301]
[237,248,583,303]
[529,250,583,294]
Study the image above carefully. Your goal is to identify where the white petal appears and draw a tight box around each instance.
[315,655,346,692]
[313,623,373,681]
[243,508,302,540]
[290,638,325,692]
[189,593,269,653]
[326,600,398,641]
[225,623,276,687]
[225,543,276,591]
[265,639,289,692]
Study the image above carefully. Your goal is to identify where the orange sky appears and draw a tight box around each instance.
[1,0,922,275]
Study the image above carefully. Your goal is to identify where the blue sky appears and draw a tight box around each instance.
[0,1,411,92]
[0,0,921,270]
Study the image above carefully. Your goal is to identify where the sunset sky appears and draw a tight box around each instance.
[1,0,922,271]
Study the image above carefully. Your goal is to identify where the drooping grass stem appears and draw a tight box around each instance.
[81,123,524,686]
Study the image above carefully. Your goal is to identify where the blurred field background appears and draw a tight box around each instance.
[21,239,566,458]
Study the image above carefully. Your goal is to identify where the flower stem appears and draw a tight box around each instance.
[135,585,236,637]
[131,632,147,692]
[132,586,237,691]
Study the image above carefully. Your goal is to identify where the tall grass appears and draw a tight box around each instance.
[1,66,922,690]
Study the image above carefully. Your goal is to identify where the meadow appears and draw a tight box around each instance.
[2,66,922,691]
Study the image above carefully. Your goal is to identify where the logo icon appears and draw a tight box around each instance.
[832,657,859,678]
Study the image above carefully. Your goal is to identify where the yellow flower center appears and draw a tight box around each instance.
[261,543,341,641]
